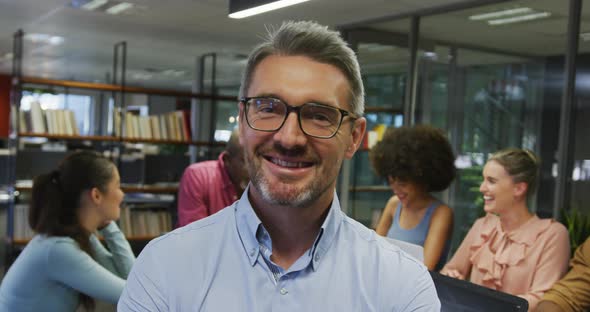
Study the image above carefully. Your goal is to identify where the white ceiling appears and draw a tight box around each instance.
[0,0,587,92]
[367,0,590,56]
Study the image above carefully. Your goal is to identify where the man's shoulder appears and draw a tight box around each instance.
[336,215,437,308]
[147,205,235,252]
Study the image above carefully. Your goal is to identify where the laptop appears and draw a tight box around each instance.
[386,238,424,262]
[430,271,528,312]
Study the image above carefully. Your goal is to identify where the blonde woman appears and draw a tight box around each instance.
[441,148,570,310]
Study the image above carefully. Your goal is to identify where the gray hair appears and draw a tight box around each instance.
[239,20,364,116]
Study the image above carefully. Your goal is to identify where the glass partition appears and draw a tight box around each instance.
[360,0,569,253]
[417,0,567,253]
[340,21,410,227]
[570,0,590,217]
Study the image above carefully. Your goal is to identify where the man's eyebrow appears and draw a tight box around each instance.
[249,93,282,100]
[251,94,337,108]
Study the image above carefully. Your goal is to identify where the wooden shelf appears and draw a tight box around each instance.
[12,239,30,245]
[19,133,119,142]
[122,185,178,194]
[126,235,160,241]
[21,76,237,101]
[122,137,226,147]
[18,133,227,147]
[16,185,179,193]
[12,235,160,245]
[349,185,391,192]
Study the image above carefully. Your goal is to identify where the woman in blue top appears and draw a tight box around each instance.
[0,151,135,311]
[371,125,456,271]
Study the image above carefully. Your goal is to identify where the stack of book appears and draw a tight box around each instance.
[118,204,173,237]
[114,109,191,141]
[19,101,80,135]
[13,203,35,240]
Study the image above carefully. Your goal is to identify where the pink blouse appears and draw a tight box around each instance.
[443,214,570,310]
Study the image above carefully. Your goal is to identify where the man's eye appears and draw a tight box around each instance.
[259,105,275,113]
[311,113,330,122]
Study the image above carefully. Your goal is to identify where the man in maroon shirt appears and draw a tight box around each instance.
[176,129,248,227]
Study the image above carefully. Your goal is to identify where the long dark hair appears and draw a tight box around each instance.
[29,150,115,310]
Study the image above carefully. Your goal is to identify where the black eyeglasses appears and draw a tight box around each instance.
[241,97,356,139]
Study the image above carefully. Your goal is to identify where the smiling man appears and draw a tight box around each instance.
[118,21,440,311]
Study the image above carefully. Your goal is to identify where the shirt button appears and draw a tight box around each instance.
[250,248,256,257]
[314,254,320,261]
[280,288,288,295]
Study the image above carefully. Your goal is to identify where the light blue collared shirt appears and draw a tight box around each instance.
[118,188,440,311]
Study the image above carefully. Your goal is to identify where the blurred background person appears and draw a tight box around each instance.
[177,129,249,227]
[441,148,570,310]
[536,237,590,312]
[370,125,456,271]
[0,151,135,311]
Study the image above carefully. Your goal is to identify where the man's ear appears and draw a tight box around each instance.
[345,117,366,159]
[513,182,528,198]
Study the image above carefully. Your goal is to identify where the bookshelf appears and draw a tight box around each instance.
[9,77,235,244]
[18,132,228,146]
[5,32,239,261]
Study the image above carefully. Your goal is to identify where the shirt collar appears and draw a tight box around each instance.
[310,193,342,271]
[234,186,343,270]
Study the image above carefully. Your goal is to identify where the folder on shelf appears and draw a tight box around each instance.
[30,101,46,133]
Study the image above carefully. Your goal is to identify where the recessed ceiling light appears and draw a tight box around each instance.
[106,2,133,15]
[487,12,551,26]
[162,69,186,77]
[78,0,108,11]
[1,52,13,60]
[24,33,65,45]
[469,7,533,20]
[132,72,153,80]
[229,0,311,19]
[423,51,437,59]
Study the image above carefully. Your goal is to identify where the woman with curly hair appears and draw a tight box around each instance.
[441,148,570,310]
[370,125,456,271]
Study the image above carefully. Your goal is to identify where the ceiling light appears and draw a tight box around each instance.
[162,69,186,77]
[81,0,108,11]
[469,7,533,20]
[580,32,590,41]
[24,33,65,45]
[361,43,396,53]
[423,51,437,59]
[487,12,551,25]
[48,36,65,45]
[1,52,13,60]
[106,2,133,14]
[132,72,153,80]
[229,0,310,19]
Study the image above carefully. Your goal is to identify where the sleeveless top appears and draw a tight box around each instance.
[386,201,451,271]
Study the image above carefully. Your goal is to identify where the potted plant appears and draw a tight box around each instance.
[561,207,590,256]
